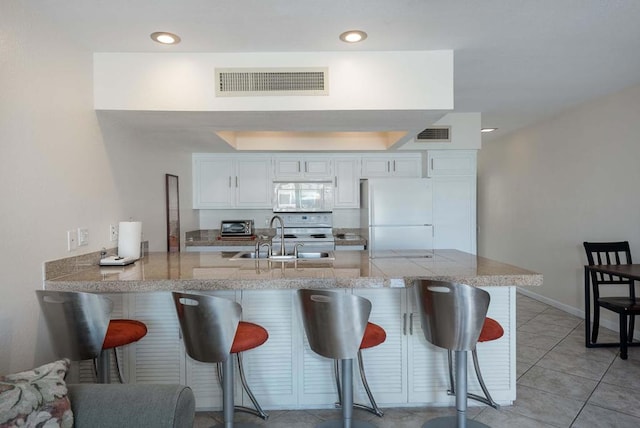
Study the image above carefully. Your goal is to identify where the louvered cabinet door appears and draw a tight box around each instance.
[351,288,408,406]
[240,290,298,407]
[128,292,184,385]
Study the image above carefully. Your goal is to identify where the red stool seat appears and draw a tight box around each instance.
[478,317,504,343]
[231,321,269,354]
[102,319,147,350]
[360,322,386,350]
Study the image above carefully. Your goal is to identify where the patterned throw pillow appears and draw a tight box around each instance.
[0,359,73,428]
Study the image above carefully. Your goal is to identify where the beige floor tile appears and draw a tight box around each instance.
[589,382,640,418]
[517,365,599,401]
[504,384,584,426]
[572,403,640,428]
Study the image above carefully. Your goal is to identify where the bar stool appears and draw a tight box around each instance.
[36,290,147,383]
[334,322,386,417]
[447,317,503,409]
[297,289,377,428]
[172,292,268,427]
[413,279,491,428]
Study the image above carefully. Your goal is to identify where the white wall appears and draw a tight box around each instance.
[478,83,640,325]
[0,3,198,374]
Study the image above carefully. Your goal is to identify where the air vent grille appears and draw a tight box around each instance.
[416,126,451,142]
[216,67,328,96]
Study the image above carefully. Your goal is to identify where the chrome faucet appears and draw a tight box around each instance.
[269,215,285,256]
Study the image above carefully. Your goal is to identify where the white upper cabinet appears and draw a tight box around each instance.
[333,157,361,208]
[361,153,422,178]
[427,150,477,177]
[193,154,272,209]
[273,156,333,180]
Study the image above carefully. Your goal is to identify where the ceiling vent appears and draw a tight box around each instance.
[215,67,329,97]
[415,126,451,142]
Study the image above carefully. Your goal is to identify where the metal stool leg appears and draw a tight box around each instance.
[423,351,489,428]
[96,351,111,384]
[334,351,384,417]
[447,349,499,409]
[113,348,126,383]
[470,349,500,409]
[236,353,268,420]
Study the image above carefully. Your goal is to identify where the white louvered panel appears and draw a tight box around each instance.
[186,358,222,410]
[130,292,183,384]
[352,288,407,406]
[467,286,515,404]
[240,290,296,407]
[408,322,451,404]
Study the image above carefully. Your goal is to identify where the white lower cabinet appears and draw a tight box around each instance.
[122,286,515,410]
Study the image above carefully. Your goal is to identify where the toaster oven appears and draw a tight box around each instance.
[220,220,254,236]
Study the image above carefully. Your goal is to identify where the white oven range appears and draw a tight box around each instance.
[272,213,335,254]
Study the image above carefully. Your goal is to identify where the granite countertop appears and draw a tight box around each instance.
[44,249,542,293]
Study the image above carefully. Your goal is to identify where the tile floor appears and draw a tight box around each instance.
[195,292,640,427]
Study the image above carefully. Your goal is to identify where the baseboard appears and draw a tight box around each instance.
[515,287,636,340]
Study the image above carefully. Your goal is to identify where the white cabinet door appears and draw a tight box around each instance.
[128,292,185,385]
[333,157,360,208]
[240,290,298,407]
[236,158,272,208]
[361,154,422,178]
[433,176,476,253]
[427,150,477,177]
[351,288,407,406]
[274,156,332,180]
[193,155,271,209]
[193,157,234,208]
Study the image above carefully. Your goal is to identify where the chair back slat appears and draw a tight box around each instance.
[583,241,633,285]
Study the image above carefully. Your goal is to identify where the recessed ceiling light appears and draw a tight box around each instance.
[481,128,498,133]
[150,32,181,45]
[339,30,368,43]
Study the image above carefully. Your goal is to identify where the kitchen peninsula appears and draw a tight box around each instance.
[44,250,541,411]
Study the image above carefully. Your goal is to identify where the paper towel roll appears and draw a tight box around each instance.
[118,221,142,259]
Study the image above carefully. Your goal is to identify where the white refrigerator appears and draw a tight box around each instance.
[360,178,433,258]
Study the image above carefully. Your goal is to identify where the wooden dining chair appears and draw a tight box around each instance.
[584,241,640,358]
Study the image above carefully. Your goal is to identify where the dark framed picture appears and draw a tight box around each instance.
[166,174,180,252]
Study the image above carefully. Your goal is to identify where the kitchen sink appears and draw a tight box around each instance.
[230,251,335,261]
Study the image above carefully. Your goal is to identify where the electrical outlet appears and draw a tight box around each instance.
[77,227,89,246]
[109,224,118,242]
[67,230,77,251]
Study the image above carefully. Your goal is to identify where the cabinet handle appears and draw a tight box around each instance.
[409,313,414,335]
[228,176,232,188]
[235,176,238,188]
[431,158,434,171]
[334,176,338,187]
[298,161,301,173]
[304,161,308,173]
[403,313,407,335]
[393,160,396,172]
[387,161,391,173]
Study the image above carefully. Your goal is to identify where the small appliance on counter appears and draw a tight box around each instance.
[100,221,142,266]
[219,220,255,239]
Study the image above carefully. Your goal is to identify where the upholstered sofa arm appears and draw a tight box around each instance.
[67,384,195,428]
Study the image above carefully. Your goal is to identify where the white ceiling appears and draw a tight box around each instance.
[30,0,640,145]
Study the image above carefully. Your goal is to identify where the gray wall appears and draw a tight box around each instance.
[478,83,640,328]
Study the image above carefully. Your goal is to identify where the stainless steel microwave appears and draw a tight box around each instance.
[272,181,333,213]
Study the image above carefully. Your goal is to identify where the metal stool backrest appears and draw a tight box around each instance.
[413,279,490,351]
[297,289,371,360]
[36,290,112,361]
[172,292,241,363]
